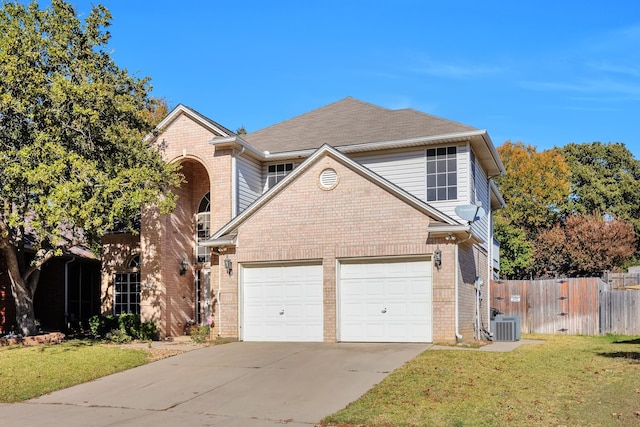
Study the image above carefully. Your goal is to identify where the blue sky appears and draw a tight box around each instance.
[49,1,640,158]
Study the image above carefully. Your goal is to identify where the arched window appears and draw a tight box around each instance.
[196,193,211,263]
[198,192,210,213]
[128,255,140,270]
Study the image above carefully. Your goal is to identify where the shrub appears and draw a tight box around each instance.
[118,314,141,339]
[88,315,118,338]
[89,314,158,341]
[106,328,131,344]
[138,321,159,341]
[189,324,210,343]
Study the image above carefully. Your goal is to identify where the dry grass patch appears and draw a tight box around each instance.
[322,334,640,427]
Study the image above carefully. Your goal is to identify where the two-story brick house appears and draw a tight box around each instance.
[101,97,505,343]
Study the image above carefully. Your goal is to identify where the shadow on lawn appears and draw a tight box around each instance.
[597,351,640,361]
[613,338,640,345]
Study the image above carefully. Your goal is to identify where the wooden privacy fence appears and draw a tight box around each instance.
[490,278,640,336]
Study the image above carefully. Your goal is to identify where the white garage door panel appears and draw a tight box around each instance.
[243,264,323,342]
[340,259,432,343]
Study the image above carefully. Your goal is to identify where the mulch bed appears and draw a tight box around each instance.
[0,331,66,346]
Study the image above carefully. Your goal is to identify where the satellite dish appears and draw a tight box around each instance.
[455,203,486,223]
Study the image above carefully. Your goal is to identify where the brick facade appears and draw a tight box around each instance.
[100,107,495,343]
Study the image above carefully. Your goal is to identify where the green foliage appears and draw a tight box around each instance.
[188,324,211,344]
[561,142,640,249]
[137,321,159,341]
[117,313,141,339]
[88,314,158,341]
[88,314,118,338]
[105,328,131,344]
[495,141,570,278]
[494,216,534,279]
[0,0,182,334]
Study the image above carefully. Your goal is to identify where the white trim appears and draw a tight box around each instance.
[146,104,233,142]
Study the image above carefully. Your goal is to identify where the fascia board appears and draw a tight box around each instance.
[145,105,234,143]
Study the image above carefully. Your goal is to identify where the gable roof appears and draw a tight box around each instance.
[234,97,504,177]
[242,97,477,154]
[204,144,460,246]
[148,104,236,142]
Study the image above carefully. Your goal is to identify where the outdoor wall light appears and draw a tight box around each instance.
[224,256,233,276]
[179,258,188,275]
[434,247,442,270]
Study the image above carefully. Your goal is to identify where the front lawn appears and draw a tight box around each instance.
[322,334,640,427]
[0,340,149,403]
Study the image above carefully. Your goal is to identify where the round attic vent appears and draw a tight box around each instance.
[319,168,338,190]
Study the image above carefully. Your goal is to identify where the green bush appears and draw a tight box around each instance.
[88,314,118,338]
[188,324,211,343]
[105,328,131,344]
[118,314,141,338]
[88,314,158,342]
[138,321,159,341]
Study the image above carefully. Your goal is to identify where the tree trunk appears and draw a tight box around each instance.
[10,275,38,336]
[0,237,39,336]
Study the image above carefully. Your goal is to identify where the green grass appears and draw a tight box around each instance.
[322,334,640,427]
[0,340,149,403]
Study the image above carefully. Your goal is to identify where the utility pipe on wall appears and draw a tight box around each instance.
[64,257,76,330]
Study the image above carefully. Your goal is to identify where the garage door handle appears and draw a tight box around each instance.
[381,308,387,314]
[279,310,285,315]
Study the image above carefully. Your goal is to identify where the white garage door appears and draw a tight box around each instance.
[242,264,323,342]
[339,259,432,342]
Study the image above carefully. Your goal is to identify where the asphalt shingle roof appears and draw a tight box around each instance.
[242,97,478,154]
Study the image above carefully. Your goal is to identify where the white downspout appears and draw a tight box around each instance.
[64,257,76,329]
[486,208,493,339]
[217,251,222,337]
[454,243,462,342]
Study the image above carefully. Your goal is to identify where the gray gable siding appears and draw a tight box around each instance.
[352,144,473,222]
[350,149,427,201]
[236,155,263,214]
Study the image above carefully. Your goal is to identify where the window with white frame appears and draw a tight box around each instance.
[114,255,140,315]
[426,147,457,201]
[267,163,293,188]
[196,193,211,264]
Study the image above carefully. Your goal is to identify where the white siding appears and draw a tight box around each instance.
[350,144,482,223]
[470,148,490,250]
[351,149,427,200]
[237,155,262,214]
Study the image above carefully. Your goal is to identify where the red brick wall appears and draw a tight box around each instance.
[137,113,233,337]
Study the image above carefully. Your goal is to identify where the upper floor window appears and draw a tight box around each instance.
[196,193,211,264]
[426,147,457,201]
[197,193,211,240]
[267,163,293,188]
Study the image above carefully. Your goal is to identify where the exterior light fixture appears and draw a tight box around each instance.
[180,258,188,275]
[434,246,442,270]
[224,256,233,276]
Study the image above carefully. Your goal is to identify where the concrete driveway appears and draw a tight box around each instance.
[0,341,429,426]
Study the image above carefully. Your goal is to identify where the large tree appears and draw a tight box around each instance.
[495,141,571,278]
[560,142,640,252]
[0,0,181,335]
[535,214,636,277]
